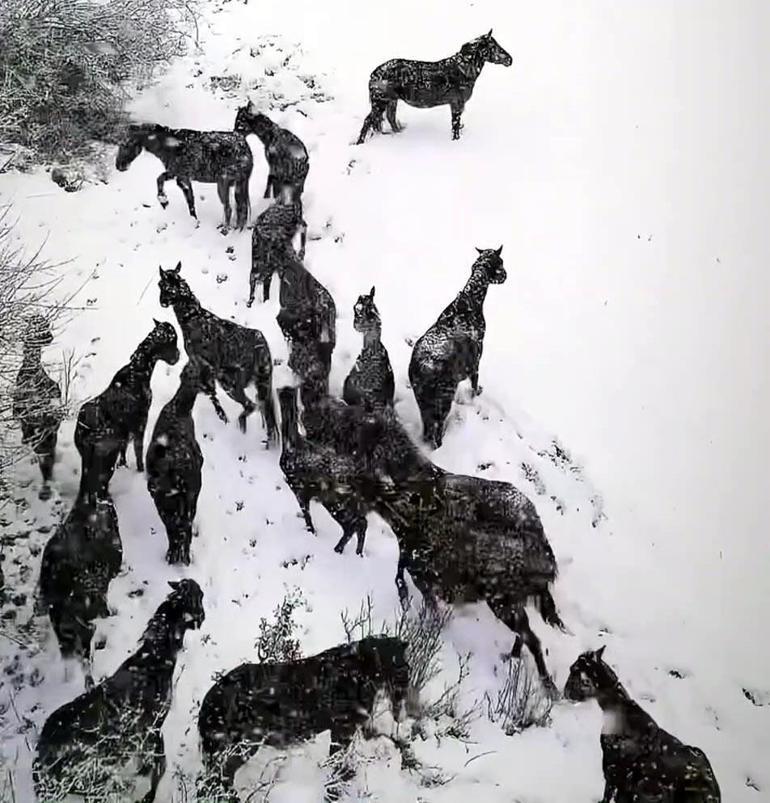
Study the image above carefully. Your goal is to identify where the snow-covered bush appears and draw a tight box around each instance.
[484,650,553,734]
[0,0,199,160]
[255,587,305,664]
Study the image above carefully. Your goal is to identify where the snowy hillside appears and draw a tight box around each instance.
[1,0,768,801]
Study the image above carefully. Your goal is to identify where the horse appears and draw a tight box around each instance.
[115,123,253,232]
[357,30,512,143]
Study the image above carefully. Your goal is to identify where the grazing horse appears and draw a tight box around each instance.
[565,648,721,802]
[74,319,180,501]
[12,315,63,500]
[34,580,205,803]
[343,286,395,409]
[198,636,409,799]
[409,247,506,449]
[158,262,277,441]
[234,101,310,201]
[115,123,253,232]
[357,30,512,143]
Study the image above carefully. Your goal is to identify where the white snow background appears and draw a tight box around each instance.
[1,0,768,800]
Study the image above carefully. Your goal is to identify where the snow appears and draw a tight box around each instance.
[1,0,768,800]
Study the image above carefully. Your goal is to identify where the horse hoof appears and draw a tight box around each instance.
[38,485,52,501]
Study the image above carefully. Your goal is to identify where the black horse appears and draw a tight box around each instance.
[234,102,310,202]
[34,580,205,803]
[357,30,512,143]
[565,648,721,802]
[158,262,277,441]
[12,315,63,500]
[115,123,253,232]
[198,636,409,799]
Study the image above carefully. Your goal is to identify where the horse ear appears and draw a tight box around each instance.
[173,261,182,274]
[495,245,503,256]
[487,28,493,37]
[168,580,180,590]
[475,247,484,254]
[369,286,375,298]
[158,266,165,277]
[594,645,606,661]
[153,317,161,326]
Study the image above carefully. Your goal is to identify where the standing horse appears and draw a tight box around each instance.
[158,262,277,441]
[115,123,253,232]
[565,648,721,801]
[234,102,310,201]
[357,30,512,143]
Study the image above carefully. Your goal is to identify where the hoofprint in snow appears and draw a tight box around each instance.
[0,0,766,801]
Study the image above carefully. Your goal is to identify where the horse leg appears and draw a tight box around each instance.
[217,178,232,233]
[254,360,277,445]
[449,100,466,140]
[132,422,146,473]
[36,432,56,499]
[234,175,249,230]
[175,176,198,221]
[156,171,172,208]
[139,732,166,803]
[356,102,386,144]
[386,100,402,132]
[291,486,315,533]
[217,371,256,433]
[263,174,274,199]
[491,601,556,694]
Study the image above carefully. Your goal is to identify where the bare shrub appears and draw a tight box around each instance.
[255,587,305,664]
[0,0,200,161]
[484,651,552,734]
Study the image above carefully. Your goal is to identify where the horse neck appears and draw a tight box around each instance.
[127,338,160,379]
[254,121,277,146]
[455,44,486,81]
[172,295,202,326]
[362,322,382,349]
[593,671,633,712]
[133,607,187,688]
[459,268,490,308]
[170,379,198,418]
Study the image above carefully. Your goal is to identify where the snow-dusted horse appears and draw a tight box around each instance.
[116,123,253,232]
[357,30,512,143]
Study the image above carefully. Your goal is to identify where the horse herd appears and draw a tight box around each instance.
[10,30,721,803]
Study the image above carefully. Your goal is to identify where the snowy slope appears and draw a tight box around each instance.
[1,0,768,800]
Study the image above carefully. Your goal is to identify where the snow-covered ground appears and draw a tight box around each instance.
[1,0,768,800]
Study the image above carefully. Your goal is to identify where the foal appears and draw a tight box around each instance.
[115,123,253,232]
[357,30,512,143]
[565,647,721,802]
[12,315,63,500]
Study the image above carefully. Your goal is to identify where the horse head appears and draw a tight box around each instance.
[158,261,192,308]
[474,246,507,284]
[148,319,180,366]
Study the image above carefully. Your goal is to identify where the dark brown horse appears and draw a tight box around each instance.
[357,30,512,142]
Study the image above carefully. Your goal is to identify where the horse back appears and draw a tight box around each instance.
[151,129,253,183]
[370,56,470,106]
